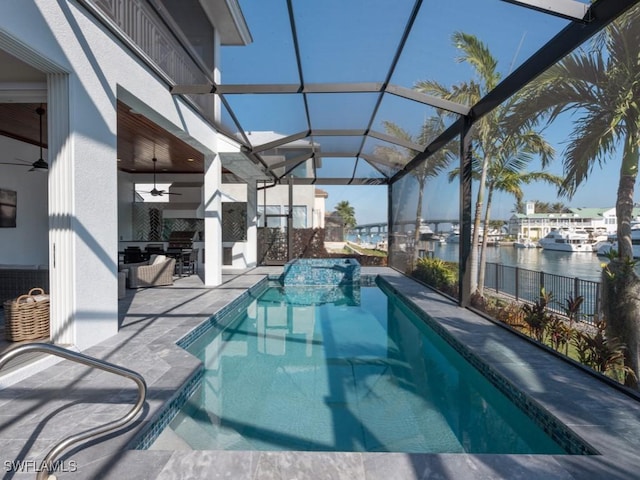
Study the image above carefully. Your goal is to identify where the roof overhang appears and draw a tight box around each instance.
[200,0,253,46]
[501,0,591,22]
[219,151,271,181]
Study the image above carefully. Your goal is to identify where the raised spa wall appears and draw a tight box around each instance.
[280,258,361,286]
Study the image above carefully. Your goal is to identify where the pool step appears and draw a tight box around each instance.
[149,426,193,450]
[169,413,250,450]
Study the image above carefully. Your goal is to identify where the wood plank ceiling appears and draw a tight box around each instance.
[0,100,211,175]
[116,100,205,174]
[0,103,47,149]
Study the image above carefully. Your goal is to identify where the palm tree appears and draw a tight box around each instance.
[334,200,356,240]
[479,167,562,295]
[534,200,551,213]
[513,199,525,214]
[488,219,506,231]
[448,126,560,295]
[416,32,556,296]
[377,117,454,268]
[416,32,499,295]
[514,6,640,387]
[550,202,570,213]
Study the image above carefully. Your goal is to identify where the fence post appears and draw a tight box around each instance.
[515,266,519,301]
[574,276,580,317]
[540,271,545,296]
[496,263,500,294]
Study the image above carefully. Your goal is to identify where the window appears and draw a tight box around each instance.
[257,205,283,228]
[257,205,308,228]
[291,206,307,228]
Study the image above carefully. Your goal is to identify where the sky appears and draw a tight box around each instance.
[221,0,621,225]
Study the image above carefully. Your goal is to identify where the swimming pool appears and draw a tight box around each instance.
[160,277,588,454]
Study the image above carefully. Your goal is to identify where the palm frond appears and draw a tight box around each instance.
[512,51,606,128]
[560,112,620,195]
[451,32,500,91]
[382,121,415,145]
[519,171,565,189]
[413,80,451,99]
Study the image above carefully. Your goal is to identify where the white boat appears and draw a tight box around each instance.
[597,242,616,256]
[513,235,537,248]
[597,228,640,258]
[418,224,434,235]
[538,228,597,252]
[445,231,460,243]
[443,228,500,245]
[375,239,388,252]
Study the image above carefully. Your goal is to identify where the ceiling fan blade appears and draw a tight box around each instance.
[0,162,33,166]
[1,157,33,167]
[151,190,182,196]
[149,160,181,196]
[3,109,49,172]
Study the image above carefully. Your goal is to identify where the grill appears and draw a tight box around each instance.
[167,231,198,276]
[168,231,196,250]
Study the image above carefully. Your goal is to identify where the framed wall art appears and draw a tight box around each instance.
[0,188,17,228]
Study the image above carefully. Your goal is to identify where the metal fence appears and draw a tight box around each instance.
[484,262,600,324]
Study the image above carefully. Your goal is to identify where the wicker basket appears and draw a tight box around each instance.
[3,287,50,341]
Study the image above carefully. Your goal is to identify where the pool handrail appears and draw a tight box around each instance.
[0,343,147,480]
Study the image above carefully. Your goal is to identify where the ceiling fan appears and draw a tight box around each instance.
[0,105,48,171]
[139,157,182,196]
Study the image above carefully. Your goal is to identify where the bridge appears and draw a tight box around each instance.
[350,219,459,236]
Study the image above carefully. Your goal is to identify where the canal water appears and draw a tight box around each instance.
[346,232,613,282]
[433,243,608,282]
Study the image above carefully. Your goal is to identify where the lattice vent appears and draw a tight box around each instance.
[222,202,247,242]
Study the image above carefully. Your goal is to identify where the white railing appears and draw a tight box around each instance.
[82,0,216,123]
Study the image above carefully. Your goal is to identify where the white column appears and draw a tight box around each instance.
[204,152,222,286]
[48,76,119,349]
[48,73,74,345]
[246,181,257,267]
[204,27,223,284]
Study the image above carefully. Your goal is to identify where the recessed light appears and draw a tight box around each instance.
[117,158,122,162]
[187,158,194,162]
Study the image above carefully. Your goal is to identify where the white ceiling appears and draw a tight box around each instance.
[0,50,46,103]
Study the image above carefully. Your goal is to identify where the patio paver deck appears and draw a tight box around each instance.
[0,267,639,479]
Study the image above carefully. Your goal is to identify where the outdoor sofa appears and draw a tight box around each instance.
[121,255,176,288]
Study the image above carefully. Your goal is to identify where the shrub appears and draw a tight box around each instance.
[546,315,573,353]
[420,277,635,386]
[413,257,459,296]
[521,288,553,342]
[572,319,636,383]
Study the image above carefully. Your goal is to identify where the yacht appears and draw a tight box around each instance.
[597,228,640,258]
[538,228,597,252]
[513,235,537,248]
[445,230,460,244]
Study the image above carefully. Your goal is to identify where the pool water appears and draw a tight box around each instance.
[170,282,567,454]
